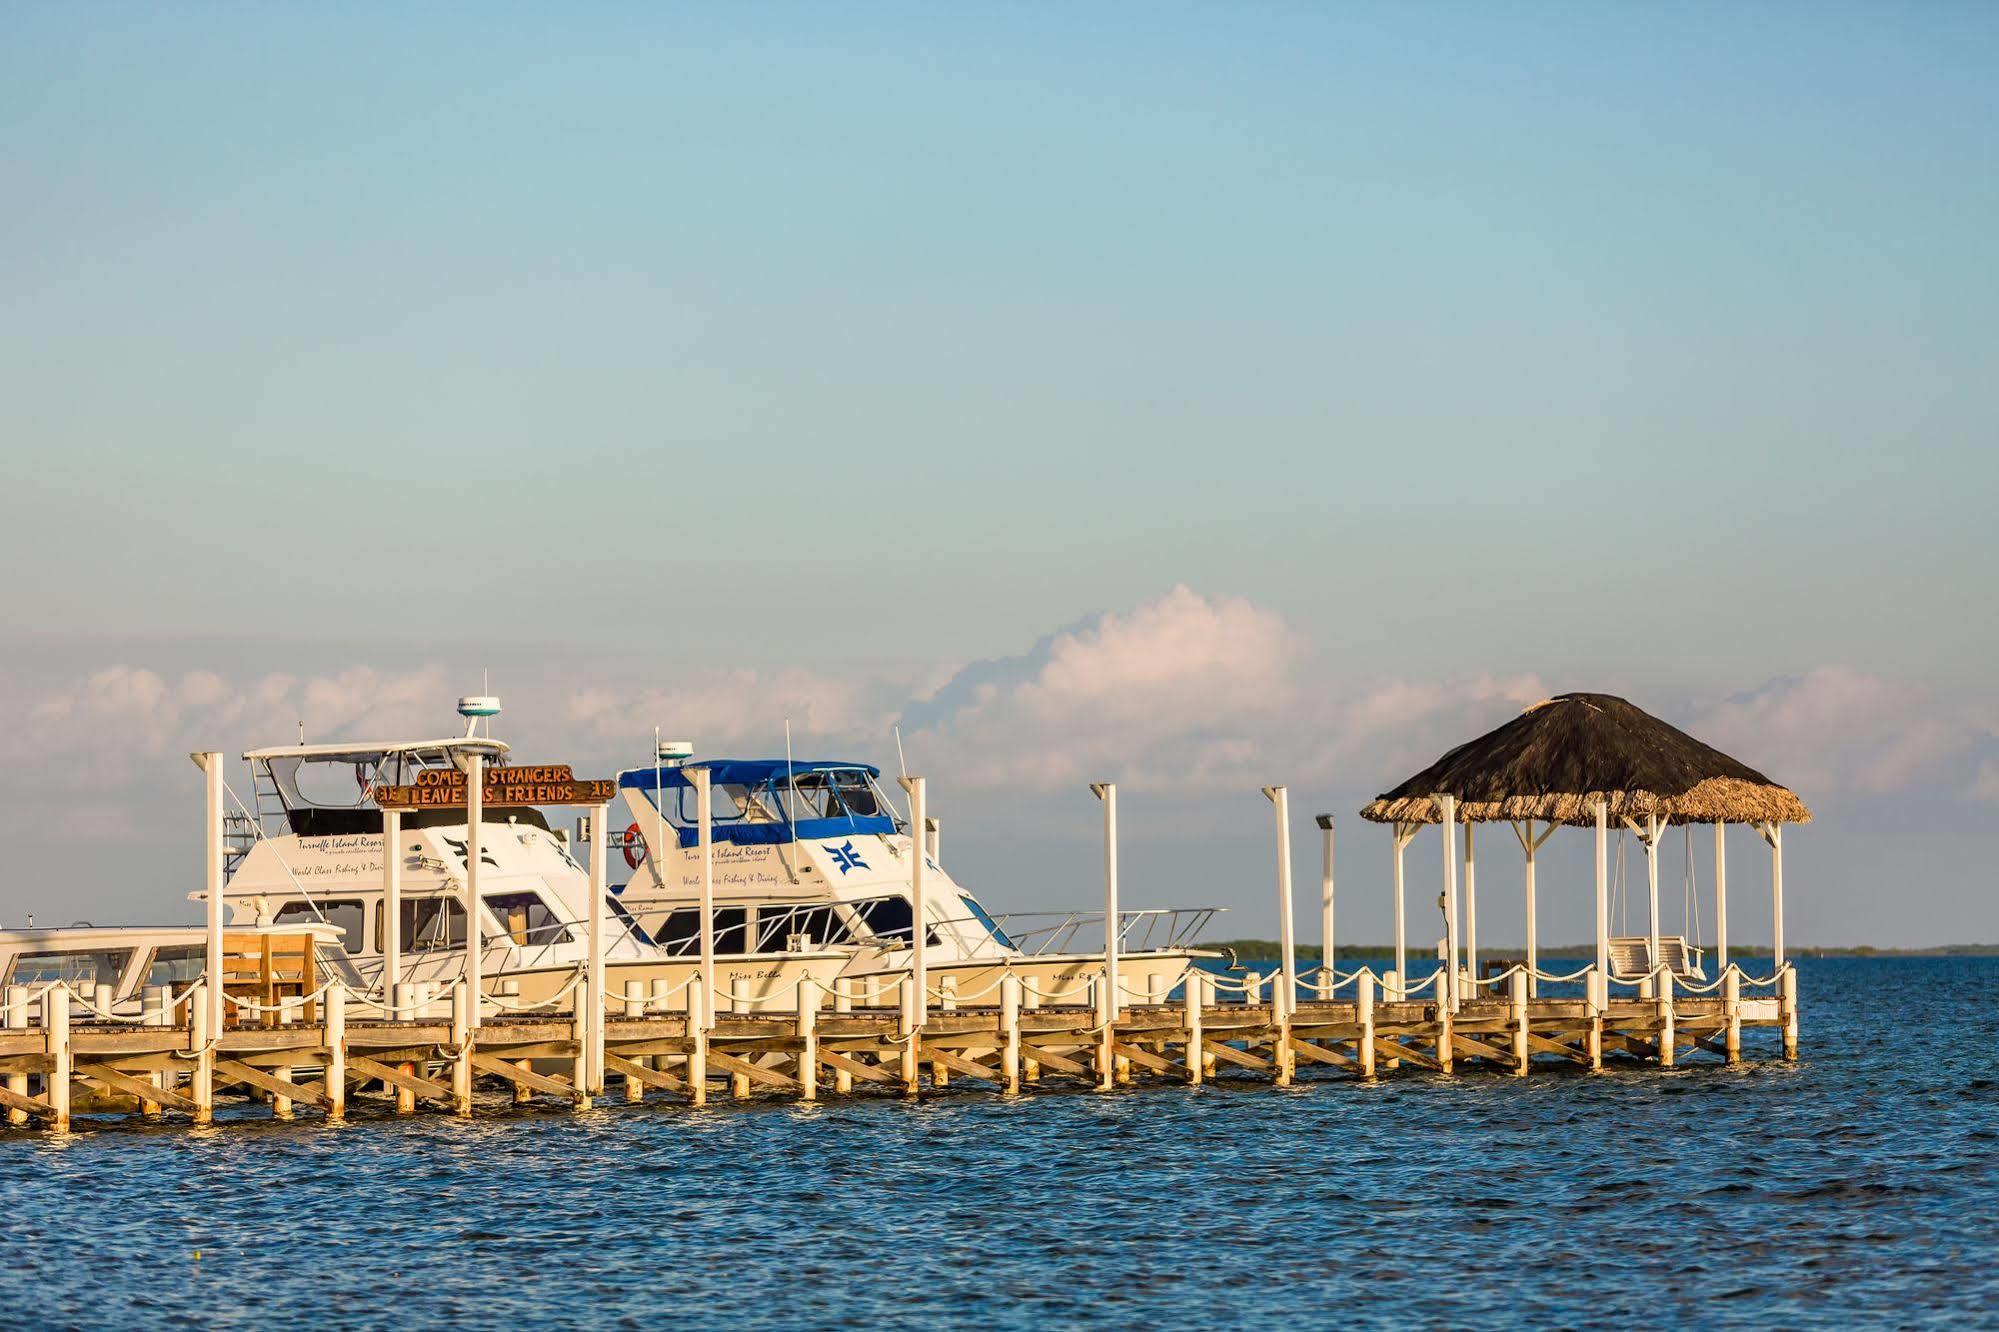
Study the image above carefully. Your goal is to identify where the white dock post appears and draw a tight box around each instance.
[1509,969,1529,1077]
[324,986,346,1122]
[1440,794,1460,1013]
[1714,821,1728,974]
[832,980,853,1095]
[797,979,819,1102]
[1182,970,1203,1086]
[1356,970,1376,1079]
[1594,802,1610,983]
[1316,814,1336,1001]
[450,978,473,1116]
[1380,970,1400,1071]
[4,985,29,1126]
[728,979,750,1099]
[687,981,708,1108]
[1781,965,1799,1061]
[902,775,930,1036]
[1768,822,1786,970]
[464,753,485,1030]
[1723,966,1742,1066]
[586,802,608,1098]
[935,974,957,1088]
[1645,813,1662,986]
[1000,973,1022,1095]
[1463,820,1478,992]
[1263,786,1297,1024]
[188,981,213,1125]
[1435,988,1454,1074]
[1518,820,1541,998]
[140,984,166,1118]
[1584,967,1604,1071]
[45,986,71,1133]
[569,985,589,1109]
[1200,972,1219,1080]
[197,751,226,1053]
[1023,977,1042,1084]
[623,981,647,1101]
[1657,968,1676,1068]
[899,976,921,1097]
[1093,975,1115,1092]
[1392,822,1415,1007]
[382,807,402,1021]
[1090,782,1120,1035]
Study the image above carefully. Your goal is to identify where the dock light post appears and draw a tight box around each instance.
[691,766,716,1033]
[1089,783,1119,1018]
[464,752,484,1027]
[1263,787,1296,1020]
[1315,814,1335,998]
[900,776,929,1030]
[195,751,225,1041]
[1439,794,1460,1013]
[382,807,402,1013]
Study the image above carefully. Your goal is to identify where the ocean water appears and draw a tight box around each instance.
[2,957,1994,1329]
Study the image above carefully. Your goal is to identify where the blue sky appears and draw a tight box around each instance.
[2,5,1994,944]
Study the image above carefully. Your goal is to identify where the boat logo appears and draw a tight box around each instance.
[828,840,869,875]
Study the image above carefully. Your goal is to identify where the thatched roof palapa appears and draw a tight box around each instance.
[1359,693,1811,828]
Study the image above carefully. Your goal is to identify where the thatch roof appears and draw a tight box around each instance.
[1359,693,1811,828]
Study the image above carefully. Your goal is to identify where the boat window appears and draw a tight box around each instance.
[673,783,757,826]
[606,895,654,947]
[6,949,133,990]
[274,900,366,954]
[828,771,882,817]
[756,905,851,950]
[648,907,751,955]
[403,898,466,950]
[315,945,364,986]
[852,896,942,948]
[485,892,573,948]
[144,945,207,989]
[958,894,1016,950]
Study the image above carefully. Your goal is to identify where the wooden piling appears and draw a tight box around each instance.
[1000,974,1021,1096]
[899,977,921,1098]
[324,987,346,1122]
[451,980,473,1116]
[1435,996,1453,1074]
[45,987,70,1133]
[1584,968,1604,1071]
[797,981,819,1102]
[1509,970,1528,1077]
[188,982,213,1126]
[624,981,646,1102]
[1780,966,1799,1061]
[1723,967,1742,1065]
[831,980,853,1095]
[687,982,708,1108]
[1184,968,1204,1086]
[1656,972,1676,1069]
[1356,971,1376,1079]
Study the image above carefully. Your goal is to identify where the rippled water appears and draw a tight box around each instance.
[3,957,1994,1328]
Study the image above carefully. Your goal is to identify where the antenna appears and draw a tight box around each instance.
[298,719,305,745]
[784,717,796,826]
[894,725,907,781]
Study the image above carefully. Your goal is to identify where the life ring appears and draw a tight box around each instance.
[622,822,646,870]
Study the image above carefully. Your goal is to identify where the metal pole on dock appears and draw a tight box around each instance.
[587,802,608,1097]
[1440,794,1460,1013]
[1463,820,1477,990]
[383,807,402,1014]
[1090,782,1118,1019]
[691,766,716,1038]
[902,775,929,1029]
[1315,814,1335,998]
[1594,801,1609,982]
[465,752,484,1028]
[1263,786,1296,1020]
[197,751,225,1045]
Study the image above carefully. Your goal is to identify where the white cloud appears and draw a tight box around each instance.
[567,667,880,752]
[1695,667,1977,795]
[1971,761,1999,805]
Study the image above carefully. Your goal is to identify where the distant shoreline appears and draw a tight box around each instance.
[1203,939,1999,959]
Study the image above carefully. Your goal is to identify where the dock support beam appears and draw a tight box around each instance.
[324,987,346,1122]
[1391,822,1416,1000]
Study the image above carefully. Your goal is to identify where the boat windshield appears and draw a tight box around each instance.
[4,948,132,990]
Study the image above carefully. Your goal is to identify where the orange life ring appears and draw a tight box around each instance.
[622,822,646,870]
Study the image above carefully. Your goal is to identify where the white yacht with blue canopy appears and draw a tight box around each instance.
[614,754,1222,1003]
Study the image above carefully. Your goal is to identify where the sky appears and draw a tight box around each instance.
[2,4,1995,946]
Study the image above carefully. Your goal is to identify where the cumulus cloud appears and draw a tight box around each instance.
[567,668,883,752]
[1695,667,1980,795]
[1971,761,1999,805]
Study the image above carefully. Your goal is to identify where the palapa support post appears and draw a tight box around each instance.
[450,979,473,1115]
[1594,801,1610,983]
[1356,971,1376,1079]
[797,979,819,1103]
[1512,820,1555,998]
[1316,814,1336,1001]
[1723,966,1742,1065]
[1644,813,1663,983]
[999,973,1021,1095]
[832,980,853,1095]
[4,984,30,1126]
[324,986,346,1122]
[1184,969,1204,1086]
[1656,970,1676,1069]
[1780,966,1799,1061]
[44,986,70,1134]
[188,981,213,1126]
[1714,821,1729,973]
[1391,822,1417,1001]
[1440,794,1460,1013]
[1764,822,1786,970]
[464,752,484,1029]
[1584,968,1604,1071]
[623,981,647,1102]
[1463,819,1478,992]
[1509,969,1529,1077]
[586,802,608,1098]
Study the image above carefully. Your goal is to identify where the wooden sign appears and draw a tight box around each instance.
[372,763,617,809]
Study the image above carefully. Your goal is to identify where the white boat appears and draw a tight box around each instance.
[207,731,847,1014]
[0,921,361,1019]
[612,754,1223,1007]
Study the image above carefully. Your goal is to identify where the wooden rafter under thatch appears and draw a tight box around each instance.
[1359,692,1811,828]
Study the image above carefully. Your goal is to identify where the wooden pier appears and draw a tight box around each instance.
[0,962,1799,1133]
